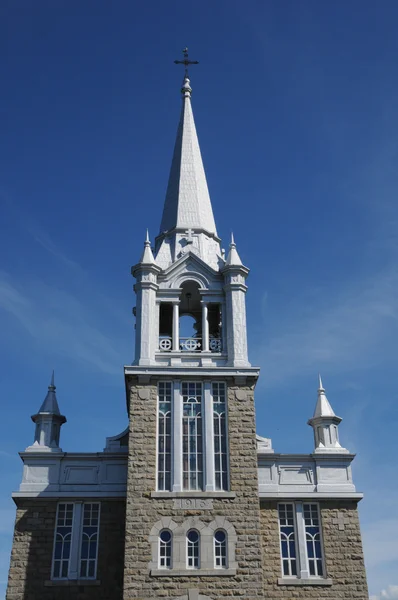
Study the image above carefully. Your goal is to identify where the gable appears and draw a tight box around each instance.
[158,251,223,290]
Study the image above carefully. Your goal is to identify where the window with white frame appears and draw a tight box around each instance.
[159,529,172,569]
[52,502,100,580]
[303,503,324,577]
[79,503,100,578]
[212,382,228,490]
[214,529,227,568]
[187,529,200,568]
[156,380,229,493]
[52,503,74,579]
[182,382,203,491]
[157,382,172,491]
[278,503,297,576]
[278,502,325,580]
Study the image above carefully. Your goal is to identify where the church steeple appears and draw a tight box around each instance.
[155,50,222,270]
[26,372,66,453]
[132,52,250,367]
[159,72,217,237]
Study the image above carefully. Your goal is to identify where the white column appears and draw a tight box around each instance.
[69,501,83,579]
[172,380,182,492]
[204,381,215,491]
[172,302,180,352]
[296,502,310,579]
[202,302,209,352]
[220,302,225,352]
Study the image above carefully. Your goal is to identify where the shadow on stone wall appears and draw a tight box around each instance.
[6,498,126,600]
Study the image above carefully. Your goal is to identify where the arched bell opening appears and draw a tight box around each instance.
[158,280,223,354]
[179,281,202,352]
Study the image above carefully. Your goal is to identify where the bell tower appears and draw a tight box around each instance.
[123,51,264,599]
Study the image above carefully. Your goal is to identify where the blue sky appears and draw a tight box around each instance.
[1,1,398,598]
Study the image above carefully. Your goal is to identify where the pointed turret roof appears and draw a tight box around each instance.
[159,75,217,236]
[225,232,243,267]
[38,371,61,415]
[139,230,156,265]
[312,374,337,419]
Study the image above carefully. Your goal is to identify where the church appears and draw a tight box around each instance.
[6,54,369,599]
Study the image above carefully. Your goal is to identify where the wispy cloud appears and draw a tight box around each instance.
[0,271,129,375]
[370,585,398,600]
[257,262,398,387]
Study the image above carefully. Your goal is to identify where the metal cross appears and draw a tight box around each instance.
[174,47,199,76]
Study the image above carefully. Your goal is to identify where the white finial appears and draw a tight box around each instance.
[225,232,243,266]
[318,373,324,391]
[139,230,156,264]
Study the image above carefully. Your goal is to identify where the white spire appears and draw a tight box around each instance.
[139,230,156,265]
[225,232,243,267]
[159,74,217,236]
[313,374,336,418]
[308,375,348,454]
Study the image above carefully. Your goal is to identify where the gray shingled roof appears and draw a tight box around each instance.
[159,76,217,235]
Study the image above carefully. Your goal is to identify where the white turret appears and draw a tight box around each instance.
[132,231,161,366]
[308,375,348,454]
[26,372,66,453]
[222,233,250,367]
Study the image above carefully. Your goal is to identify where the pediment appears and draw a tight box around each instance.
[159,251,223,290]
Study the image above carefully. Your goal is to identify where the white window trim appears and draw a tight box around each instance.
[78,502,101,580]
[211,381,229,492]
[278,502,326,582]
[156,381,173,492]
[158,380,229,493]
[186,529,200,569]
[158,529,172,570]
[182,382,204,492]
[214,529,228,569]
[51,501,100,581]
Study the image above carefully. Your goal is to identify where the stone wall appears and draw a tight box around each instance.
[6,498,125,600]
[123,376,265,600]
[260,499,369,599]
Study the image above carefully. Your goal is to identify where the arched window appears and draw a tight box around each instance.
[214,529,227,568]
[159,529,172,569]
[187,529,200,568]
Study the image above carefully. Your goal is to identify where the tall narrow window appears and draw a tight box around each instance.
[182,382,203,490]
[212,382,228,490]
[214,530,227,568]
[158,382,172,491]
[79,503,100,579]
[303,503,324,577]
[159,529,172,569]
[278,503,297,576]
[187,529,200,568]
[52,503,74,579]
